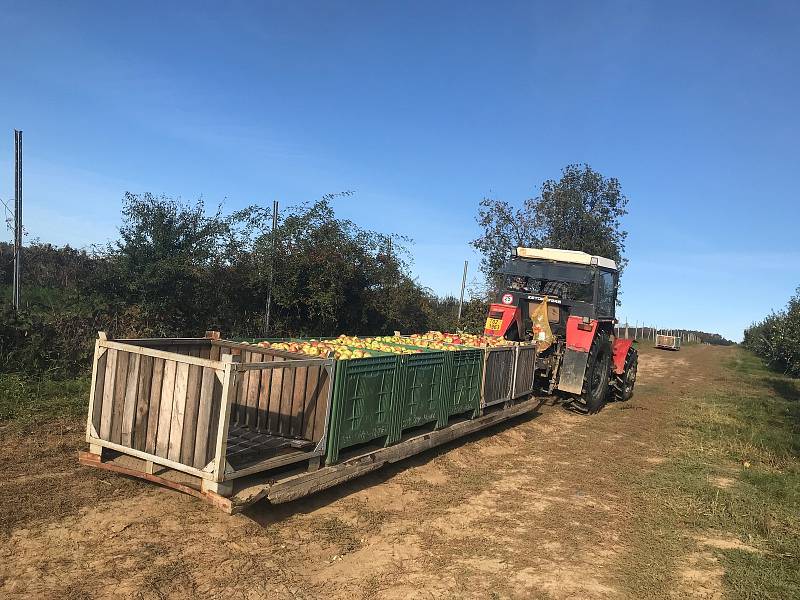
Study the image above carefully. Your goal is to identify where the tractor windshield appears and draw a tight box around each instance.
[505,275,594,302]
[501,259,597,303]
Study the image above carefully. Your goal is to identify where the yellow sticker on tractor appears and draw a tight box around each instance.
[485,317,503,331]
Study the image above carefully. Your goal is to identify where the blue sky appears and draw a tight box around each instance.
[2,1,799,341]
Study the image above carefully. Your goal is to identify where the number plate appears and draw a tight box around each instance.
[485,317,503,331]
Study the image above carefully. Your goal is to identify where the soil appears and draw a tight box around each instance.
[0,344,732,599]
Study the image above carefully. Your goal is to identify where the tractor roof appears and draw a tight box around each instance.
[515,247,617,271]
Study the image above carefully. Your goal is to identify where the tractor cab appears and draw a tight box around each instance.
[485,247,618,341]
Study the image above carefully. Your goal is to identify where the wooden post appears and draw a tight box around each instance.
[209,354,239,495]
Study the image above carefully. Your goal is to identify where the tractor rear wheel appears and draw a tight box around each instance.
[573,331,612,414]
[611,347,638,402]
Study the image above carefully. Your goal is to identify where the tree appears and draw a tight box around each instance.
[471,164,629,290]
[96,192,243,335]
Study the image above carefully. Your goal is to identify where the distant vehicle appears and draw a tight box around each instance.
[484,247,637,414]
[655,334,681,351]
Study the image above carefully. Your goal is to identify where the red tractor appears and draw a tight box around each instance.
[484,247,637,413]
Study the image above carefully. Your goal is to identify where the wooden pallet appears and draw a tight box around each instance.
[79,396,542,514]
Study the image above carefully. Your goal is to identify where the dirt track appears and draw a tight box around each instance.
[0,344,728,599]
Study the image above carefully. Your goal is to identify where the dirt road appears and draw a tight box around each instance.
[0,344,731,599]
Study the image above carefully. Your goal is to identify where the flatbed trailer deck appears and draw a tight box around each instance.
[79,395,540,514]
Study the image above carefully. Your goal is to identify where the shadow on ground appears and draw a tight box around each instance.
[243,405,549,526]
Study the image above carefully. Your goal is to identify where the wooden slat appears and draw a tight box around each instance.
[257,367,272,431]
[204,371,224,466]
[289,366,308,437]
[245,355,261,428]
[110,351,130,444]
[133,355,154,451]
[99,349,118,440]
[236,350,252,425]
[236,358,330,370]
[145,359,165,454]
[91,349,108,434]
[302,366,320,441]
[210,343,221,361]
[168,362,190,462]
[78,452,229,512]
[193,367,218,468]
[212,356,238,481]
[118,337,210,346]
[199,346,211,359]
[121,353,141,446]
[267,355,285,432]
[156,360,177,458]
[212,339,308,362]
[278,365,296,435]
[99,339,223,370]
[312,367,331,441]
[180,364,203,465]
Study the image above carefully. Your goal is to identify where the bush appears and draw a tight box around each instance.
[743,288,800,377]
[0,305,103,376]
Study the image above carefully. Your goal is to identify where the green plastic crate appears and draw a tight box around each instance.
[387,350,446,443]
[440,348,483,425]
[325,354,399,465]
[383,337,484,428]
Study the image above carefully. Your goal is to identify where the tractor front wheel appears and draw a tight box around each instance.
[574,331,612,414]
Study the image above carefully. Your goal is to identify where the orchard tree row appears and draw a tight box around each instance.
[744,288,800,377]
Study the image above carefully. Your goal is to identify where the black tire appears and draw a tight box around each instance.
[611,347,638,402]
[573,331,612,414]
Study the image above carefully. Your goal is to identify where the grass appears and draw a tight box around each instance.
[0,373,89,425]
[622,349,800,599]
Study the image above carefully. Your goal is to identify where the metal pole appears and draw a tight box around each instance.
[264,199,278,337]
[457,260,468,327]
[12,130,22,311]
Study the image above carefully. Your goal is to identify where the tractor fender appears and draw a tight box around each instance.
[484,303,521,337]
[612,338,635,375]
[557,317,599,395]
[565,316,597,351]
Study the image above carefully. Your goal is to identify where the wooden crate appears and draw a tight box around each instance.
[481,346,515,408]
[84,332,334,496]
[655,334,681,351]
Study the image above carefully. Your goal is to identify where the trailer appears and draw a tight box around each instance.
[655,334,681,351]
[79,331,540,513]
